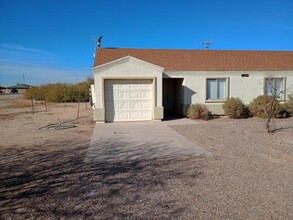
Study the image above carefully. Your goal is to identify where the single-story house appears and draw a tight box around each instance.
[7,83,32,94]
[0,85,7,93]
[92,48,293,123]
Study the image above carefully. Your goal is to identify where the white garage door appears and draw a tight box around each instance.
[105,79,153,122]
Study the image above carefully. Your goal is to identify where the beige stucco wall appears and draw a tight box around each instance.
[93,56,164,122]
[94,55,293,119]
[165,70,293,115]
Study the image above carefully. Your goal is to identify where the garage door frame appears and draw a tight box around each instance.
[102,77,156,122]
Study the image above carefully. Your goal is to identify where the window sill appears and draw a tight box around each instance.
[205,99,226,103]
[265,95,285,102]
[277,98,285,102]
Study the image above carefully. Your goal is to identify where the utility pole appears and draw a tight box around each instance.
[22,74,25,84]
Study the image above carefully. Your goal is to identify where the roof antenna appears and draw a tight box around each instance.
[92,35,102,59]
[202,41,213,50]
[97,35,103,48]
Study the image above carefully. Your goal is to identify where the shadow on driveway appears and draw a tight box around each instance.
[86,122,207,162]
[0,141,205,219]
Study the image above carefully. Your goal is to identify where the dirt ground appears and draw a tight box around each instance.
[0,95,292,219]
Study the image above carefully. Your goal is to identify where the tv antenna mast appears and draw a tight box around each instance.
[97,35,102,48]
[202,41,213,50]
[92,35,103,59]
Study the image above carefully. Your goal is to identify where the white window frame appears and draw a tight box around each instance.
[205,77,229,102]
[264,77,286,101]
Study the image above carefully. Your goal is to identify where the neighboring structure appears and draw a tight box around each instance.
[7,83,32,94]
[0,85,7,93]
[93,48,293,122]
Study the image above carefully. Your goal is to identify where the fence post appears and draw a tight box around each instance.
[31,95,34,115]
[77,93,80,119]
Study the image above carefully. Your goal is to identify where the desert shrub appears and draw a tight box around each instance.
[222,97,245,119]
[24,77,93,103]
[243,105,250,117]
[45,84,69,102]
[187,104,209,120]
[276,104,291,118]
[249,95,283,118]
[284,94,293,116]
[24,86,46,101]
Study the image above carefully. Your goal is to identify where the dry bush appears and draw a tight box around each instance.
[187,104,209,120]
[222,97,246,119]
[284,94,293,116]
[249,95,283,118]
[24,77,93,103]
[23,86,47,101]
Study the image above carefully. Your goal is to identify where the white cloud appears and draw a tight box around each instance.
[0,43,93,86]
[0,43,58,57]
[0,61,93,85]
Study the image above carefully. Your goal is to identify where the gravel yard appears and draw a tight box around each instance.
[171,117,293,219]
[0,95,292,219]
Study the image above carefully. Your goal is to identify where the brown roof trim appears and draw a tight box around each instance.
[94,48,293,71]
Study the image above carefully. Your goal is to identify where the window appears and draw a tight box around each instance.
[206,78,228,100]
[264,78,284,99]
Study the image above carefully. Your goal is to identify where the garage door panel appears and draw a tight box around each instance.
[117,112,128,120]
[129,112,140,120]
[105,79,153,122]
[141,112,152,120]
[115,92,127,99]
[140,91,151,99]
[129,102,140,109]
[140,102,151,109]
[129,92,140,99]
[116,102,129,110]
[129,84,140,88]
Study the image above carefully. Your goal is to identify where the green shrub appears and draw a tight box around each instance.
[249,95,283,118]
[24,77,94,103]
[187,104,209,120]
[222,97,245,119]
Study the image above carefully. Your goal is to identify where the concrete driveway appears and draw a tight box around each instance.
[85,120,207,162]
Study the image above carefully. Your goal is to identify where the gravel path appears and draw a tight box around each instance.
[1,95,292,219]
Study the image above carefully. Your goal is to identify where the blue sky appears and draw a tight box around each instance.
[0,0,292,86]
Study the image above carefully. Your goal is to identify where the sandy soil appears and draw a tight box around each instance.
[0,95,292,219]
[0,94,94,149]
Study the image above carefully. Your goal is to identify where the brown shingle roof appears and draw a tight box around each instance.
[94,48,293,71]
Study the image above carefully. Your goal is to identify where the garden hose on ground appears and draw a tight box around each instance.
[39,111,93,130]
